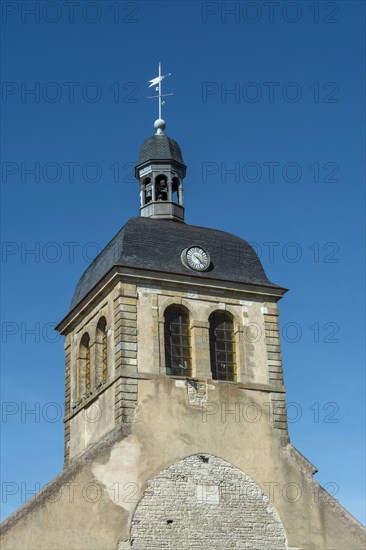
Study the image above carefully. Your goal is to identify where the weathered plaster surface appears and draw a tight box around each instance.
[2,275,365,549]
[1,378,365,549]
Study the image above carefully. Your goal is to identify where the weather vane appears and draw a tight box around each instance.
[147,62,173,135]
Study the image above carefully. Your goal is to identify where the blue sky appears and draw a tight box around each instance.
[1,0,365,525]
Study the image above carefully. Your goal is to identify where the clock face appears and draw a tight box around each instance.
[183,246,210,271]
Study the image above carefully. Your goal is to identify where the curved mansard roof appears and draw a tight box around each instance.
[70,216,281,311]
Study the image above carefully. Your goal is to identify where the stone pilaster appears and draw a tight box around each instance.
[190,321,210,378]
[270,391,289,443]
[64,336,71,465]
[263,305,289,443]
[263,307,284,387]
[113,285,138,425]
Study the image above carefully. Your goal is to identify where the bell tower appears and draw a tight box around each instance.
[3,65,365,550]
[135,63,186,222]
[135,119,186,222]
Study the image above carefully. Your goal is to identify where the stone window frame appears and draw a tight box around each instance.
[72,308,111,405]
[208,310,237,382]
[95,316,108,388]
[163,304,192,377]
[158,299,245,382]
[158,298,193,377]
[204,304,244,383]
[77,332,91,400]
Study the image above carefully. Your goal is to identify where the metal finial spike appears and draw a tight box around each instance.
[147,62,173,134]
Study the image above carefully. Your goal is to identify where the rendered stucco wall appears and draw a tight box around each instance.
[1,394,365,549]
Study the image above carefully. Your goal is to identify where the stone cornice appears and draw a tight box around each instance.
[56,265,288,334]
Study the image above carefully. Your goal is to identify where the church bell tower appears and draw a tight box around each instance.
[3,65,364,550]
[135,64,186,222]
[135,118,186,222]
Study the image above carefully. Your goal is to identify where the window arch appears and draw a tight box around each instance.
[96,317,108,385]
[143,177,152,204]
[164,305,191,376]
[155,174,168,201]
[78,332,91,397]
[209,311,236,381]
[172,177,180,204]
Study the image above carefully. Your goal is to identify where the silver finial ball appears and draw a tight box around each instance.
[154,118,166,133]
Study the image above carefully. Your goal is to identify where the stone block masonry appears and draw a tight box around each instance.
[120,454,287,549]
[114,286,138,426]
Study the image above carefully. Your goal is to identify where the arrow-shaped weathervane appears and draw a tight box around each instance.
[147,62,173,131]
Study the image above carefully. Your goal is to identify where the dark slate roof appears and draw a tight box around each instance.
[70,217,281,311]
[137,134,185,166]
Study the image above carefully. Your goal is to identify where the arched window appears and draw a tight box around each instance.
[209,311,236,382]
[155,175,168,201]
[164,306,191,376]
[79,333,91,397]
[143,177,152,204]
[172,177,180,204]
[96,317,108,385]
